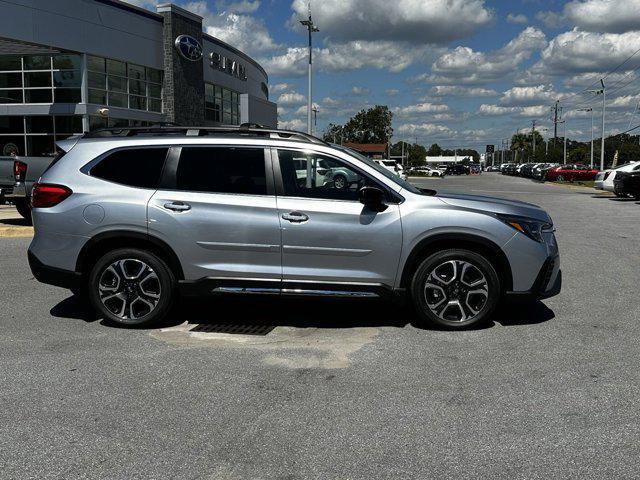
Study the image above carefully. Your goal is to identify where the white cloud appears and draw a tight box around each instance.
[386,89,400,97]
[277,91,306,106]
[539,0,640,34]
[394,102,450,116]
[507,13,528,25]
[186,1,279,55]
[215,0,260,13]
[351,86,371,95]
[397,123,454,136]
[420,27,547,85]
[261,41,433,77]
[279,118,306,130]
[295,103,319,116]
[429,85,498,97]
[478,104,550,118]
[499,85,558,107]
[532,29,640,76]
[289,0,493,44]
[270,83,294,94]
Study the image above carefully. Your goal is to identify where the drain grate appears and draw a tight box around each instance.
[190,323,275,336]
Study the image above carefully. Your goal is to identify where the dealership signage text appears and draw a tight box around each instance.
[209,52,247,81]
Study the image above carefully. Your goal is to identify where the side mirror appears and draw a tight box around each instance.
[359,186,386,211]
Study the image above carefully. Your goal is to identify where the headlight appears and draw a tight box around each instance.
[497,214,554,243]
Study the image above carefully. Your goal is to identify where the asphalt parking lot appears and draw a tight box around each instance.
[2,174,640,479]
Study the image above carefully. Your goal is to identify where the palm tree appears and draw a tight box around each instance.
[510,133,529,163]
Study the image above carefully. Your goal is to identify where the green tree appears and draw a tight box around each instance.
[407,143,427,166]
[427,143,443,156]
[322,123,344,143]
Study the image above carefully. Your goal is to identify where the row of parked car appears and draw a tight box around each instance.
[499,162,600,182]
[596,161,640,199]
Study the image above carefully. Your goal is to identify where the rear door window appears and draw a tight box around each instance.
[90,147,168,188]
[175,147,267,195]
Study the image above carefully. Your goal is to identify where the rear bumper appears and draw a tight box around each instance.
[6,182,26,198]
[505,255,561,300]
[28,250,81,290]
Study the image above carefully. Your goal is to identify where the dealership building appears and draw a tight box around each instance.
[0,0,277,157]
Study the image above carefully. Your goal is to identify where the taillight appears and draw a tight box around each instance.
[31,183,72,208]
[13,160,27,182]
[604,172,611,181]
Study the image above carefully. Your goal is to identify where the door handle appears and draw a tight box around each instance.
[282,211,309,223]
[164,201,191,212]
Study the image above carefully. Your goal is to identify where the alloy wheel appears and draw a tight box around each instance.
[98,259,161,320]
[423,260,489,322]
[334,175,347,189]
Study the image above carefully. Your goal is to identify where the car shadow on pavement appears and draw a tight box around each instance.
[50,294,555,331]
[0,217,30,226]
[490,299,555,327]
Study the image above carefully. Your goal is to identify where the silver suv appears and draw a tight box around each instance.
[29,126,561,329]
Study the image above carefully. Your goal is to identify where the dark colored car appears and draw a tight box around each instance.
[613,171,640,199]
[502,164,518,175]
[545,164,599,182]
[445,164,470,175]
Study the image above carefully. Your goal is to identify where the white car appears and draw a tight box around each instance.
[375,160,407,180]
[410,166,444,177]
[595,161,640,195]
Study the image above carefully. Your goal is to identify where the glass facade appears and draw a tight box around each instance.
[87,55,162,113]
[88,115,153,130]
[205,83,240,125]
[0,54,81,105]
[0,115,83,156]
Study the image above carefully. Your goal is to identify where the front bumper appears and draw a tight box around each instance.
[28,250,82,290]
[506,255,561,300]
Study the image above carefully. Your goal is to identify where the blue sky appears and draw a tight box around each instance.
[132,0,640,150]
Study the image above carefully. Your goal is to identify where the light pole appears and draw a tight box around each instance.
[578,107,594,168]
[300,8,319,135]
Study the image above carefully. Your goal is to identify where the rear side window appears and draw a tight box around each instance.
[175,147,267,195]
[90,148,168,188]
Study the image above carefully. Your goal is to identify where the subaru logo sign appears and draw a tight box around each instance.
[174,35,203,61]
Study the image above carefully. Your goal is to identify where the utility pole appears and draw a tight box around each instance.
[552,100,560,146]
[532,120,537,156]
[588,81,606,170]
[560,120,567,164]
[300,3,319,135]
[578,107,594,168]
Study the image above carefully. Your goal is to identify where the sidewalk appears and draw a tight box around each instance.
[0,204,33,237]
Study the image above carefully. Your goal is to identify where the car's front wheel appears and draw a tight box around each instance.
[410,249,501,329]
[88,248,176,327]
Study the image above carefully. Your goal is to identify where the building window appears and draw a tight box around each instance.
[0,54,81,105]
[205,83,240,125]
[0,115,83,156]
[87,55,163,113]
[88,115,152,131]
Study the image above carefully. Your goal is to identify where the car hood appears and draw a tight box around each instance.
[437,192,552,223]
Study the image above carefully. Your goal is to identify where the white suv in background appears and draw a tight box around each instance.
[595,161,640,196]
[375,159,406,180]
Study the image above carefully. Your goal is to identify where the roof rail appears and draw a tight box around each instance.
[83,124,328,145]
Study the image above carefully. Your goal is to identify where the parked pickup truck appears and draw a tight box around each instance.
[0,154,57,223]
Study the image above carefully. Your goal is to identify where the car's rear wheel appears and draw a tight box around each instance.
[88,248,175,327]
[333,174,347,189]
[556,175,565,182]
[410,249,501,329]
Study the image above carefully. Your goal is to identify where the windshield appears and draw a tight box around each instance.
[331,144,424,195]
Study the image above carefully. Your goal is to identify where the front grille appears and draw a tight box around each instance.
[190,323,275,336]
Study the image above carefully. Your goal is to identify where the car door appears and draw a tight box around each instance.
[273,148,403,290]
[148,145,282,284]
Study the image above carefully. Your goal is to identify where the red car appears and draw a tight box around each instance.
[545,164,599,182]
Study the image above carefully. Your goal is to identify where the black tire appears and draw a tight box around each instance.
[614,191,628,198]
[14,198,32,224]
[557,175,565,182]
[410,249,501,330]
[333,174,348,189]
[88,248,176,327]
